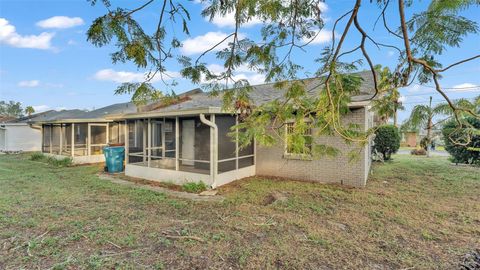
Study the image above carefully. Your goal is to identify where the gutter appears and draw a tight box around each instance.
[199,113,218,189]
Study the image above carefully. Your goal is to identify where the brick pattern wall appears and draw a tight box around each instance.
[255,108,369,187]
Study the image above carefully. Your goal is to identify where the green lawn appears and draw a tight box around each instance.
[0,154,479,269]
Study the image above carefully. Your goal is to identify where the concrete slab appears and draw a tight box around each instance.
[97,173,224,202]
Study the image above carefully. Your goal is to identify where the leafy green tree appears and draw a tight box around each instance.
[25,106,35,116]
[86,0,480,156]
[373,125,400,161]
[442,117,480,165]
[0,101,23,117]
[403,96,451,157]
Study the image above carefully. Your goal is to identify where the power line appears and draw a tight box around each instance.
[402,89,480,97]
[401,97,477,105]
[413,83,480,90]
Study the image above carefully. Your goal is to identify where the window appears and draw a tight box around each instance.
[285,122,313,159]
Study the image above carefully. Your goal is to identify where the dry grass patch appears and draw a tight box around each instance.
[0,154,478,269]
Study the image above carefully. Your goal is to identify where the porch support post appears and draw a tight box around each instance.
[106,122,110,145]
[49,125,52,154]
[71,123,75,158]
[161,118,166,158]
[87,124,91,156]
[235,115,239,170]
[147,118,151,167]
[124,120,129,164]
[142,120,146,163]
[41,124,44,153]
[59,124,63,155]
[175,116,179,171]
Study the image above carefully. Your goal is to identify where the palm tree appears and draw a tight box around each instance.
[25,106,35,116]
[372,66,405,127]
[403,96,450,157]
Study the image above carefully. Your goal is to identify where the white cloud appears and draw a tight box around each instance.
[205,63,265,85]
[18,80,40,87]
[206,12,262,28]
[232,73,265,85]
[405,84,422,93]
[36,16,84,29]
[45,82,64,88]
[67,39,76,45]
[387,50,395,57]
[452,83,479,91]
[181,31,243,55]
[93,69,180,83]
[0,18,54,50]
[398,95,406,103]
[302,29,334,45]
[32,105,50,112]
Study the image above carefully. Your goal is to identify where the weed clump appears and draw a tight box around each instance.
[30,152,72,167]
[182,181,207,193]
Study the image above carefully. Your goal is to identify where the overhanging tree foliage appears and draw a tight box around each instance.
[86,0,480,156]
[371,66,404,127]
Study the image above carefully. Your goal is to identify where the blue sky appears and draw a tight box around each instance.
[0,0,479,123]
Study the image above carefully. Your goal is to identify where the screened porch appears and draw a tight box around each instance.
[41,121,125,163]
[123,113,255,188]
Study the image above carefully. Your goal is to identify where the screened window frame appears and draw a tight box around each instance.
[284,121,313,160]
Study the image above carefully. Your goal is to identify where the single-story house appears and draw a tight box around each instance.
[0,110,81,152]
[37,103,137,164]
[38,71,375,188]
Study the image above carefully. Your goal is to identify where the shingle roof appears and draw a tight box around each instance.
[39,71,375,122]
[147,70,375,113]
[79,102,137,119]
[36,102,137,123]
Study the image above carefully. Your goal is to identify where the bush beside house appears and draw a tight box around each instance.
[442,117,480,165]
[373,125,400,161]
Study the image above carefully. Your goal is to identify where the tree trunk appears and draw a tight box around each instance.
[426,118,432,157]
[393,109,398,127]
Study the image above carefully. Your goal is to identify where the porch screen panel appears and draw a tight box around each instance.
[217,115,236,173]
[51,125,61,154]
[74,124,88,156]
[109,122,125,144]
[90,125,107,155]
[238,137,254,169]
[149,119,163,165]
[164,118,176,158]
[61,124,72,155]
[42,125,51,153]
[128,120,145,164]
[178,116,210,175]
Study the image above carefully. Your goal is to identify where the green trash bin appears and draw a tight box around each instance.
[103,146,125,173]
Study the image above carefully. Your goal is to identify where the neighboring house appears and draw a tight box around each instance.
[38,72,376,188]
[0,111,75,152]
[401,131,418,147]
[37,103,137,164]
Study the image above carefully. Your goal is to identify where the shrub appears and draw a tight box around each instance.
[182,181,207,193]
[442,117,480,165]
[47,157,73,167]
[30,152,45,161]
[30,152,72,167]
[373,125,400,161]
[411,149,426,155]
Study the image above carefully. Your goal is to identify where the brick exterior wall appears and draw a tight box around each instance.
[255,107,372,187]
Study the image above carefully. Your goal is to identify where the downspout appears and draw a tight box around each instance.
[199,113,218,188]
